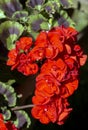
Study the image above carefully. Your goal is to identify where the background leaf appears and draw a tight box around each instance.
[71,0,88,31]
[1,107,11,120]
[0,21,24,50]
[0,9,6,19]
[0,82,17,107]
[28,14,46,31]
[0,0,22,17]
[14,110,31,128]
[12,10,28,22]
[26,0,45,8]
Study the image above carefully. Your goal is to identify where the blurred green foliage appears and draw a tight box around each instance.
[71,0,88,31]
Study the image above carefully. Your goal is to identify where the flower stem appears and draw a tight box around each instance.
[11,104,35,111]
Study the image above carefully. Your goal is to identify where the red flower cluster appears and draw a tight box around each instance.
[7,37,38,76]
[31,26,87,125]
[31,59,78,125]
[0,114,18,130]
[7,26,87,125]
[32,96,72,125]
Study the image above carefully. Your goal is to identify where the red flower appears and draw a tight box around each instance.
[29,46,45,61]
[41,58,77,82]
[35,73,60,98]
[0,114,4,120]
[34,58,79,99]
[47,31,63,52]
[31,103,57,124]
[31,96,72,125]
[7,49,19,70]
[7,37,39,75]
[35,32,48,47]
[32,29,63,60]
[31,26,86,125]
[5,122,18,130]
[17,61,38,76]
[32,94,50,105]
[34,30,63,59]
[73,44,87,67]
[0,114,7,130]
[0,114,18,130]
[64,57,79,80]
[44,31,64,59]
[52,26,78,43]
[0,120,7,130]
[64,43,87,68]
[31,57,78,124]
[60,79,79,98]
[6,26,87,126]
[29,32,48,61]
[7,26,87,76]
[16,37,33,52]
[16,53,38,75]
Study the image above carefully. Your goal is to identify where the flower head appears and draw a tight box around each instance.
[7,37,38,75]
[32,96,72,125]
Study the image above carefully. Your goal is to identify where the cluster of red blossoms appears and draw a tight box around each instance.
[7,37,38,76]
[0,114,18,130]
[7,26,87,125]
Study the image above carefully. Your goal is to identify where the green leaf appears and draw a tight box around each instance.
[27,14,46,39]
[72,10,88,31]
[28,30,39,40]
[0,0,22,17]
[0,82,17,107]
[1,107,11,120]
[59,10,75,27]
[44,1,60,15]
[71,0,88,14]
[71,0,88,31]
[14,110,31,128]
[0,21,24,50]
[26,23,39,39]
[12,11,28,22]
[79,0,88,14]
[6,80,16,86]
[26,0,45,8]
[59,0,73,8]
[28,14,46,31]
[0,9,6,19]
[6,34,17,50]
[52,20,59,27]
[28,14,46,24]
[40,21,50,30]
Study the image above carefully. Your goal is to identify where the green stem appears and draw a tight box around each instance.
[11,104,35,111]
